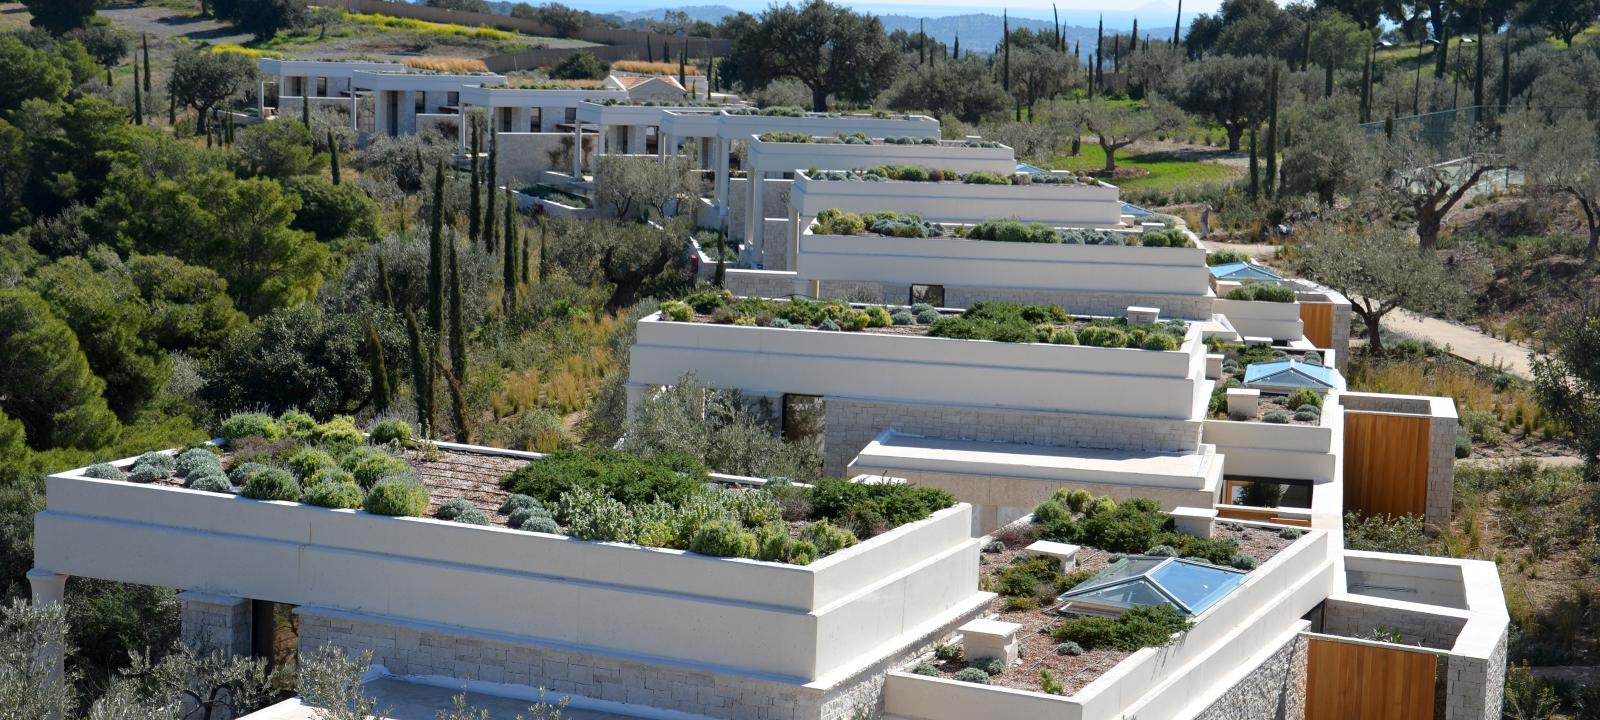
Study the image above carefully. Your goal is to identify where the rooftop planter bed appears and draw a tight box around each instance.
[756,132,997,147]
[907,494,1299,695]
[483,79,610,90]
[806,166,1099,186]
[42,416,986,680]
[1205,343,1333,425]
[725,106,921,120]
[660,292,1190,350]
[593,98,724,107]
[519,183,591,208]
[811,210,1189,247]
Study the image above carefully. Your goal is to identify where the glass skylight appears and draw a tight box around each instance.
[1057,555,1248,617]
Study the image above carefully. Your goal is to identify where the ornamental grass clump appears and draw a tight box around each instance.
[240,468,300,502]
[363,478,429,516]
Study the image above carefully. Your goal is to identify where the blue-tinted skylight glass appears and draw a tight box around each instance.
[1150,561,1247,614]
[1063,580,1172,611]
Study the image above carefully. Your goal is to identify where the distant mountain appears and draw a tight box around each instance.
[601,5,743,24]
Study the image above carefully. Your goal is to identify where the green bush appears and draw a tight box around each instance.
[756,525,816,565]
[240,468,301,502]
[132,452,177,476]
[863,306,893,328]
[281,447,336,480]
[452,507,490,525]
[952,668,991,684]
[805,479,954,537]
[1229,555,1258,570]
[188,475,234,493]
[348,451,412,489]
[501,449,709,507]
[1032,499,1070,524]
[660,301,693,321]
[435,497,477,521]
[983,539,1006,553]
[83,463,123,480]
[507,505,554,530]
[369,419,414,447]
[304,480,364,509]
[970,657,1005,675]
[1146,544,1177,556]
[682,288,731,313]
[363,478,430,517]
[1262,410,1291,424]
[1206,250,1249,265]
[1172,535,1239,564]
[911,663,940,676]
[1078,326,1129,348]
[798,520,859,554]
[1284,388,1319,409]
[1053,604,1191,651]
[815,208,866,235]
[228,462,269,486]
[1226,284,1296,303]
[1137,229,1194,248]
[278,410,317,438]
[519,515,562,534]
[175,448,223,477]
[890,310,915,326]
[1294,409,1320,421]
[220,413,281,441]
[1055,641,1084,656]
[966,220,1059,244]
[1343,512,1428,554]
[1050,327,1079,345]
[499,494,544,514]
[935,642,963,661]
[306,467,355,487]
[312,416,365,454]
[689,519,759,558]
[962,171,1010,185]
[1140,333,1179,351]
[1052,616,1119,649]
[1058,489,1093,512]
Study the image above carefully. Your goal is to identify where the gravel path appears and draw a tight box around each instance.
[97,3,253,45]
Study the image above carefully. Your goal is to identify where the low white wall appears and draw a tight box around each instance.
[1201,403,1339,482]
[35,473,982,682]
[795,231,1211,298]
[628,315,1207,420]
[791,174,1123,228]
[747,140,1015,178]
[1213,298,1304,343]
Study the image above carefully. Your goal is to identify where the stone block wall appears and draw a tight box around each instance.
[1425,413,1458,528]
[1191,632,1308,720]
[179,592,252,658]
[822,398,1203,478]
[1321,597,1468,650]
[297,601,985,720]
[1444,630,1506,720]
[727,270,800,299]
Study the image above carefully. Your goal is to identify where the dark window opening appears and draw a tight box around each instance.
[910,284,945,307]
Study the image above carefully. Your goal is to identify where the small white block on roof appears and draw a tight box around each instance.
[1026,540,1080,571]
[1227,388,1261,420]
[1205,353,1225,380]
[1127,306,1160,325]
[1244,335,1273,347]
[959,619,1022,665]
[1169,506,1218,539]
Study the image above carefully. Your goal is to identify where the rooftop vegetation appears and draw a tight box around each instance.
[1224,284,1297,303]
[810,210,1192,247]
[610,60,703,76]
[399,57,492,73]
[520,183,592,208]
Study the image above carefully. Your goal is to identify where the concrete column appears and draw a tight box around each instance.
[789,206,802,269]
[458,102,468,153]
[28,568,67,713]
[350,93,359,130]
[659,131,673,159]
[624,383,647,423]
[747,170,765,268]
[714,137,731,227]
[178,591,253,658]
[571,122,582,178]
[257,79,265,118]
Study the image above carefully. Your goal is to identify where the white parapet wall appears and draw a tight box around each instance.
[747,139,1016,178]
[35,469,985,683]
[794,227,1211,300]
[627,314,1209,421]
[885,526,1339,720]
[1212,298,1305,343]
[790,171,1123,228]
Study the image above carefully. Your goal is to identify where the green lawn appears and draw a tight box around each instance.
[1047,144,1242,191]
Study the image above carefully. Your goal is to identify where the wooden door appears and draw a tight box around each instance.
[1301,302,1335,348]
[1306,637,1437,720]
[1343,412,1432,518]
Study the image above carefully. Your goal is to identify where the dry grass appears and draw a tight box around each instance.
[611,60,702,76]
[1347,358,1545,430]
[488,313,624,418]
[403,56,490,73]
[503,78,607,89]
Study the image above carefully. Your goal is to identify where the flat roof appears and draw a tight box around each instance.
[850,431,1219,490]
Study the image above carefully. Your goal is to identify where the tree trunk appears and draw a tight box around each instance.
[1103,142,1118,172]
[1416,207,1443,251]
[1317,185,1335,207]
[1361,311,1385,356]
[1226,123,1243,152]
[810,84,828,113]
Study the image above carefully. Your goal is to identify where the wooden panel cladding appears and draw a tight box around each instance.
[1301,302,1335,348]
[1306,636,1437,720]
[1343,412,1431,519]
[1216,504,1313,528]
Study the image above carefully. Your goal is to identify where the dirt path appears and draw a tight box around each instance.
[1458,455,1582,468]
[96,3,252,45]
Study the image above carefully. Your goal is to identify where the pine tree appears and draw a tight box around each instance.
[329,130,341,184]
[428,162,446,337]
[377,256,397,309]
[404,307,433,438]
[468,123,481,245]
[1264,64,1279,198]
[484,127,498,254]
[364,319,392,412]
[503,189,517,315]
[448,237,466,390]
[132,60,142,125]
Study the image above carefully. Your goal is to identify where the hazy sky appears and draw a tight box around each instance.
[584,0,1208,25]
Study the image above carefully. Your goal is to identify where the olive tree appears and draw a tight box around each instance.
[729,0,900,111]
[593,154,698,221]
[1376,121,1503,250]
[1070,98,1184,172]
[1174,55,1272,151]
[169,48,256,135]
[0,600,74,719]
[543,217,687,310]
[1281,95,1377,205]
[1294,222,1489,356]
[1504,110,1600,258]
[1532,299,1600,482]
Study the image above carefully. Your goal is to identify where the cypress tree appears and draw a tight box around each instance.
[1435,15,1449,80]
[1053,4,1061,50]
[1003,10,1011,93]
[678,41,687,88]
[1498,34,1510,112]
[1473,10,1486,121]
[448,238,466,389]
[1173,0,1182,47]
[954,33,960,59]
[404,307,433,438]
[438,356,470,443]
[919,19,926,64]
[503,190,517,315]
[168,77,175,125]
[1265,64,1279,198]
[1113,36,1121,73]
[1412,38,1425,114]
[428,162,445,337]
[302,92,311,144]
[377,256,397,310]
[647,36,654,62]
[132,61,142,125]
[484,127,498,254]
[468,123,481,245]
[1384,114,1395,139]
[329,130,341,184]
[1300,25,1311,71]
[1095,16,1103,89]
[1248,125,1259,200]
[1359,47,1373,123]
[520,210,531,285]
[364,319,392,413]
[142,34,151,96]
